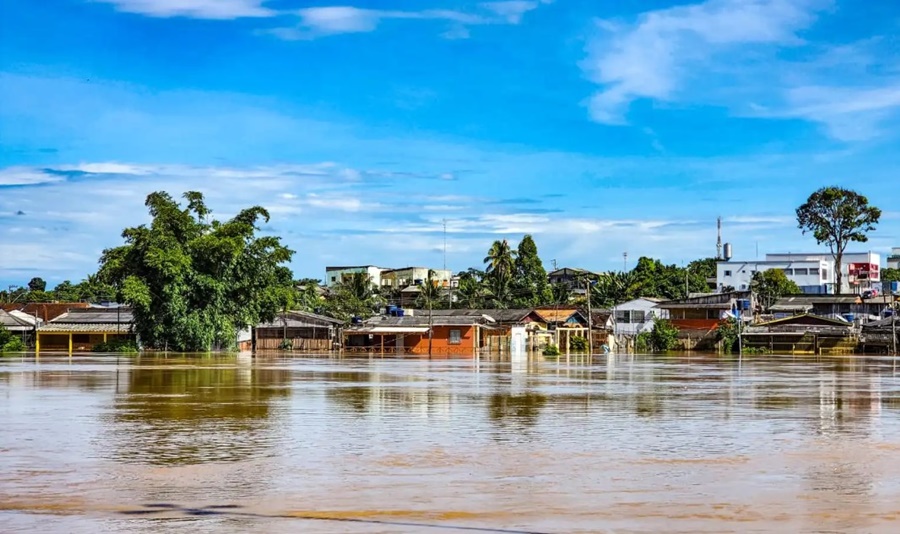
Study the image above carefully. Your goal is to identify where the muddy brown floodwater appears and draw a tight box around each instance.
[3,353,900,533]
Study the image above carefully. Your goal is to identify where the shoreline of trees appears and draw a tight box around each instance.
[1,186,891,352]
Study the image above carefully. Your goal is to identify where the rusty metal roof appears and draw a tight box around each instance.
[39,323,133,333]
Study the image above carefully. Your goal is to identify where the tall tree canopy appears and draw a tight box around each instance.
[512,235,552,307]
[98,191,294,351]
[751,269,801,310]
[27,277,47,292]
[483,239,516,308]
[796,187,881,294]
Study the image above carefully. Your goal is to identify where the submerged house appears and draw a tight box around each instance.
[253,310,344,351]
[1,309,33,344]
[344,313,496,356]
[742,314,858,355]
[769,295,895,321]
[36,307,135,352]
[656,292,753,350]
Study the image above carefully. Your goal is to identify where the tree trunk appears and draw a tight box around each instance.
[834,252,843,295]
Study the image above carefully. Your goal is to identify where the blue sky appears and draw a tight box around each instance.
[2,0,900,287]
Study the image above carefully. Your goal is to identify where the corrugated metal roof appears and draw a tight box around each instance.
[0,309,32,330]
[533,309,581,323]
[361,315,490,327]
[256,310,343,329]
[49,308,134,324]
[38,323,133,333]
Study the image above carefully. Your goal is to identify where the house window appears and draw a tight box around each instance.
[615,310,629,323]
[449,329,462,344]
[724,270,732,277]
[794,268,808,275]
[809,268,819,276]
[330,276,336,282]
[782,268,793,275]
[821,269,828,280]
[632,311,646,323]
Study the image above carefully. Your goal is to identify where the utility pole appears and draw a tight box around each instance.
[443,219,452,309]
[428,294,434,358]
[892,306,897,356]
[585,277,593,357]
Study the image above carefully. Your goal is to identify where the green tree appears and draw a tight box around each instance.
[28,277,47,292]
[456,270,484,309]
[882,268,900,289]
[98,191,294,351]
[751,269,801,310]
[322,273,380,321]
[647,318,680,352]
[483,240,516,308]
[512,235,552,307]
[796,187,881,294]
[591,271,637,308]
[415,270,443,309]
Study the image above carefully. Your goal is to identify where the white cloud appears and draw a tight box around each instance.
[94,0,274,19]
[275,2,543,40]
[0,167,65,186]
[775,84,900,141]
[480,1,540,24]
[583,0,826,124]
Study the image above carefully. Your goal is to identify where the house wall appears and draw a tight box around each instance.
[717,260,831,294]
[324,266,385,288]
[37,332,135,352]
[344,326,477,356]
[889,248,900,269]
[381,268,453,289]
[613,298,665,336]
[255,326,334,351]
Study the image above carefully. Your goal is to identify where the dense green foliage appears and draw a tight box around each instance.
[320,273,381,321]
[569,335,588,351]
[97,191,294,351]
[751,269,801,310]
[0,326,26,353]
[28,277,46,292]
[648,319,680,352]
[92,339,139,353]
[796,187,881,294]
[882,268,900,289]
[716,318,740,353]
[542,344,560,357]
[0,275,115,304]
[512,235,553,307]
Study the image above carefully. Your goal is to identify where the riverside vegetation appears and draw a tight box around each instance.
[0,186,889,353]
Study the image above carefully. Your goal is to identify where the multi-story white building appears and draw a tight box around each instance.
[716,252,881,295]
[324,265,386,288]
[888,248,900,269]
[380,267,454,289]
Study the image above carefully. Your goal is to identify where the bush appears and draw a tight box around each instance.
[1,337,26,353]
[635,331,651,353]
[278,338,293,350]
[648,319,680,352]
[715,318,740,353]
[92,339,139,353]
[542,344,560,357]
[743,346,772,355]
[570,336,588,351]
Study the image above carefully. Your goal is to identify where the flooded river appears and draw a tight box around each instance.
[3,353,900,533]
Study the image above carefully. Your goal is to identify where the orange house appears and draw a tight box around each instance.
[344,315,493,357]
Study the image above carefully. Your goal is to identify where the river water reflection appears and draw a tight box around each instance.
[3,353,900,533]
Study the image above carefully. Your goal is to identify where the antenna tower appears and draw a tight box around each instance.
[716,216,723,260]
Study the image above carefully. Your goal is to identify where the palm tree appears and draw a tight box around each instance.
[484,240,516,280]
[415,270,443,309]
[484,240,516,308]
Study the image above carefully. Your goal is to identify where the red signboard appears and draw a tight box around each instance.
[849,263,880,282]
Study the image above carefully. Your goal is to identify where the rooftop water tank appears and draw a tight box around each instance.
[723,243,733,261]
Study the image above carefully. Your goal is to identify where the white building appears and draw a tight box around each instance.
[716,251,881,295]
[324,265,386,288]
[613,298,666,336]
[888,248,900,269]
[380,267,454,290]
